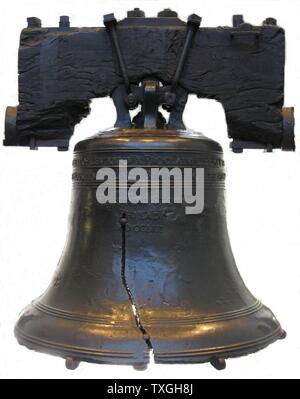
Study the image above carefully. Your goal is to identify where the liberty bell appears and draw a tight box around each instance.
[4,10,295,370]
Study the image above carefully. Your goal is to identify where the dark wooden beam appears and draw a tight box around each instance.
[4,17,293,151]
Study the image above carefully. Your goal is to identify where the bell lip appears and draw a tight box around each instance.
[15,326,150,366]
[14,323,284,367]
[74,128,223,153]
[14,302,150,366]
[152,326,284,364]
[14,300,284,366]
[154,327,284,364]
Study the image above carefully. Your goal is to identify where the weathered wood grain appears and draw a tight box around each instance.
[8,22,286,149]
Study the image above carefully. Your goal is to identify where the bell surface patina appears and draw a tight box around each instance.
[15,129,285,370]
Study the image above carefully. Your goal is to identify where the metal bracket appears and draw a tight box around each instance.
[170,14,201,92]
[142,80,159,129]
[104,13,200,130]
[104,13,138,109]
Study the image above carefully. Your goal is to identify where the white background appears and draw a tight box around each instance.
[0,0,300,379]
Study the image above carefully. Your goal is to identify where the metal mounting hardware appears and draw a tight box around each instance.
[103,13,129,91]
[127,8,145,18]
[142,80,160,129]
[263,17,277,26]
[230,140,273,153]
[59,16,70,28]
[27,17,41,28]
[157,9,178,18]
[232,15,244,27]
[170,14,202,92]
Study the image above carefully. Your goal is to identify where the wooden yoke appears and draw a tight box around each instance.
[3,9,295,152]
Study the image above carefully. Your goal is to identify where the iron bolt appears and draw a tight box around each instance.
[157,9,178,18]
[232,15,244,27]
[103,13,117,28]
[187,14,202,30]
[263,17,277,26]
[59,16,70,28]
[125,93,138,110]
[27,17,42,28]
[163,91,176,109]
[127,8,145,18]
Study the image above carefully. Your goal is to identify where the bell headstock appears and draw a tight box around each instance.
[3,8,295,152]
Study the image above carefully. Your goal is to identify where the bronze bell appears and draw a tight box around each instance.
[7,11,294,371]
[14,128,286,370]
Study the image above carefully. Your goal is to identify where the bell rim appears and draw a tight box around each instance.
[14,323,284,366]
[14,300,284,366]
